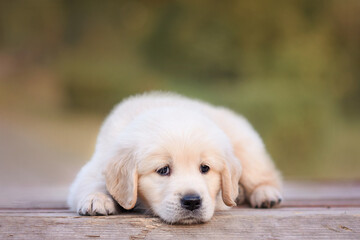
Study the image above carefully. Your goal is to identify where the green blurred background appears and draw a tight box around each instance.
[0,0,359,184]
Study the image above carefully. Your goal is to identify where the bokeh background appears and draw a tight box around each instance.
[1,0,360,201]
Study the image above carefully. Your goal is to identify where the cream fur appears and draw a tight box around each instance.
[68,91,282,224]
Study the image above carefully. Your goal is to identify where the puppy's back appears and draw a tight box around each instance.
[97,92,262,160]
[101,92,209,132]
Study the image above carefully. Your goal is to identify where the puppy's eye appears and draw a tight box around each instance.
[200,164,210,174]
[156,166,170,176]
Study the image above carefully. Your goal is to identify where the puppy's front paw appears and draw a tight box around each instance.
[77,192,118,216]
[250,185,282,208]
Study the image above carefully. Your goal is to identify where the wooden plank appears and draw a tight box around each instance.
[282,199,360,207]
[1,208,359,240]
[1,181,360,209]
[1,182,359,239]
[284,181,360,200]
[1,199,360,210]
[0,186,69,209]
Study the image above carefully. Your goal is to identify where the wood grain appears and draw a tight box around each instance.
[2,181,360,209]
[1,182,360,239]
[0,208,359,240]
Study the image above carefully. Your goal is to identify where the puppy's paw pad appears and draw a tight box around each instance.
[250,185,282,209]
[77,193,118,216]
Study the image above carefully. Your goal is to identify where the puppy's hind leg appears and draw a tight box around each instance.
[67,161,119,216]
[209,108,283,208]
[236,146,283,208]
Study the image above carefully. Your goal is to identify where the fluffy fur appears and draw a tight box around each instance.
[68,92,282,224]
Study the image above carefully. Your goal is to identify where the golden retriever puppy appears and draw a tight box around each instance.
[68,92,282,224]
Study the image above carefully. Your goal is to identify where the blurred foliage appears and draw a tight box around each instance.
[0,0,359,178]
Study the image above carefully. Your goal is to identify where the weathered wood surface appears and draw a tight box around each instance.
[1,208,359,240]
[1,181,360,239]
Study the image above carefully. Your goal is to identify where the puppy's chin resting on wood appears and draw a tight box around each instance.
[68,92,282,224]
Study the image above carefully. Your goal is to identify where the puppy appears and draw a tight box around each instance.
[68,92,282,224]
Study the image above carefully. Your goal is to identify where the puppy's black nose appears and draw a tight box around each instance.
[180,194,201,211]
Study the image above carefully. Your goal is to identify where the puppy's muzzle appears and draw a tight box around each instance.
[180,194,202,211]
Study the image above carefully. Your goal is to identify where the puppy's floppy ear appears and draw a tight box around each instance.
[105,149,138,210]
[221,152,242,207]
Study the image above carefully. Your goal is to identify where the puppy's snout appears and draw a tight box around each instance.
[180,194,202,211]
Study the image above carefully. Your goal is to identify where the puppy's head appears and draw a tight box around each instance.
[105,108,241,224]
